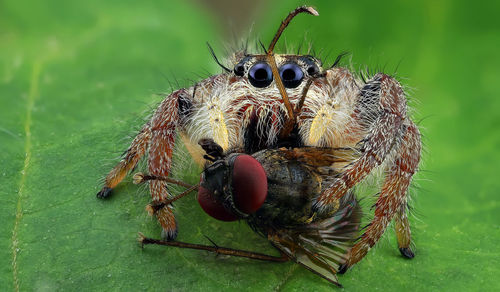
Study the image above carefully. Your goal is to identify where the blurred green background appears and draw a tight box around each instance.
[1,0,499,291]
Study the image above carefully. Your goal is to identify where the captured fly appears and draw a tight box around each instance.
[141,139,362,287]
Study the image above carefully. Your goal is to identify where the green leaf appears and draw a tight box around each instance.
[1,0,499,291]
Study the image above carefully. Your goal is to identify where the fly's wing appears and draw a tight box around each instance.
[269,192,361,287]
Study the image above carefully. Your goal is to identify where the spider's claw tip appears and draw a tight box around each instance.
[137,232,147,247]
[338,263,349,274]
[96,187,112,199]
[399,247,415,259]
[161,228,178,241]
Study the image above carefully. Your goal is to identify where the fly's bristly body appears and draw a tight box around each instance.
[194,141,362,286]
[97,6,422,287]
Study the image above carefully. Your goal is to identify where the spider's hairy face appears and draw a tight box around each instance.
[183,52,357,157]
[183,54,319,153]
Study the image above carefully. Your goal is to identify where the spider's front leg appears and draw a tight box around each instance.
[146,90,187,239]
[97,89,191,240]
[343,122,420,270]
[314,74,421,270]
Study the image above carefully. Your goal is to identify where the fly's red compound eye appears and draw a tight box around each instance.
[231,155,268,214]
[197,185,238,222]
[198,154,268,221]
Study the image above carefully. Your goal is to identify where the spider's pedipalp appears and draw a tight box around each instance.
[299,67,359,148]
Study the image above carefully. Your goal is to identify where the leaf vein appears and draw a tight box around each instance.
[273,263,298,292]
[11,61,42,292]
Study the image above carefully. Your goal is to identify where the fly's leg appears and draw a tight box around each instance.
[97,124,151,198]
[139,233,290,262]
[339,123,420,272]
[133,173,199,212]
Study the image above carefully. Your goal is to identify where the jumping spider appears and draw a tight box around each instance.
[97,5,421,277]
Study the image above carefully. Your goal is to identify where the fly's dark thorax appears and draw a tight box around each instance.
[246,149,329,234]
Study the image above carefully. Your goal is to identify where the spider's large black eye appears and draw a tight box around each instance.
[248,62,273,88]
[279,63,304,88]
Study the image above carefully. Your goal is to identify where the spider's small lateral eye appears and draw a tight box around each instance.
[248,62,273,88]
[279,63,304,88]
[307,65,319,76]
[234,64,245,77]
